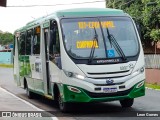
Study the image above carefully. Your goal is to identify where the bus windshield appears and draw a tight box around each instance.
[61,17,139,59]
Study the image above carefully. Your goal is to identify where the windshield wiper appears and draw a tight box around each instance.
[106,28,127,61]
[88,27,99,64]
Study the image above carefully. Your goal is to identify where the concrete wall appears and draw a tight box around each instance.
[145,69,160,85]
[0,52,12,64]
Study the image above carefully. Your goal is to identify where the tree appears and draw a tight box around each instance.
[150,29,160,42]
[0,32,14,45]
[105,0,160,48]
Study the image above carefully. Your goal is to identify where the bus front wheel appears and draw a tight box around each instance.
[58,93,69,112]
[120,98,134,108]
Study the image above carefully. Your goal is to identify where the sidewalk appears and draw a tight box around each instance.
[0,87,57,120]
[0,87,42,111]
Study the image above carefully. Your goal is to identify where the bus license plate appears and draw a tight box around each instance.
[103,87,117,93]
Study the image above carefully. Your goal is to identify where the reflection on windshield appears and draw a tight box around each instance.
[61,17,139,59]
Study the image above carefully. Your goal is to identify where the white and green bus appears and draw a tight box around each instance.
[13,8,145,112]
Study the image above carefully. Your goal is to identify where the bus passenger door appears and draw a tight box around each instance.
[30,27,42,93]
[49,20,61,84]
[42,20,61,96]
[42,28,51,95]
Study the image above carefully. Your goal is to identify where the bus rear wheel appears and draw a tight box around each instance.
[26,84,34,99]
[120,98,134,108]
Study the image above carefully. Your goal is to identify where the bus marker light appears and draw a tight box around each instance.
[136,81,144,88]
[140,67,144,73]
[67,86,81,93]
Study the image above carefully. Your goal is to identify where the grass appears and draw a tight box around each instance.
[0,64,13,68]
[146,83,160,90]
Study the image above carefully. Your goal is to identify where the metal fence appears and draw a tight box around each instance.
[145,54,160,69]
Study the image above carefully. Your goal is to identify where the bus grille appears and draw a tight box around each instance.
[84,87,133,98]
[94,82,124,86]
[87,70,130,75]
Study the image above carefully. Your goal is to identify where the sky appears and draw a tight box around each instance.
[0,0,105,33]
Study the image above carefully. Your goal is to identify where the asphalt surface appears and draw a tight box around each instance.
[0,67,160,120]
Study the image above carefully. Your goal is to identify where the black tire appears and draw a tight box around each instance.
[26,84,34,99]
[120,98,134,108]
[58,92,69,112]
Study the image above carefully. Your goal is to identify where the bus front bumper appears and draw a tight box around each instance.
[62,81,145,102]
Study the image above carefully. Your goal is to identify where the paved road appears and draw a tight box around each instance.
[0,67,160,120]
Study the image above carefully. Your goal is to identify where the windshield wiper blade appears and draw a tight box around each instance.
[106,28,112,48]
[106,28,126,61]
[88,27,99,64]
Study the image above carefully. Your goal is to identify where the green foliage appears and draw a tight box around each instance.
[105,0,160,47]
[150,29,160,41]
[0,32,14,45]
[146,83,160,89]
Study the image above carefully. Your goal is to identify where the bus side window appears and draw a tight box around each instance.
[50,20,61,69]
[26,30,32,55]
[19,33,25,55]
[33,26,40,55]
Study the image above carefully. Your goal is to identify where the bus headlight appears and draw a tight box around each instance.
[64,70,85,80]
[75,74,85,80]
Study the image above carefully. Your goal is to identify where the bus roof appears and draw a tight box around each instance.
[14,8,126,33]
[56,8,125,18]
